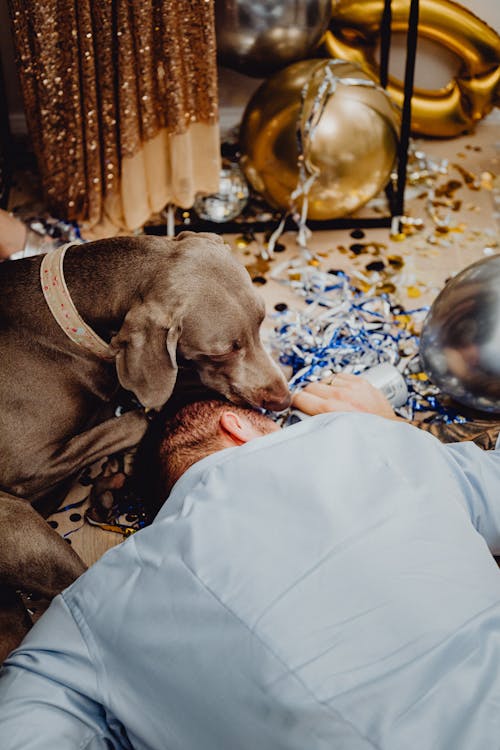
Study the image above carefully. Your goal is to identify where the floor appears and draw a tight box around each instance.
[9,112,500,596]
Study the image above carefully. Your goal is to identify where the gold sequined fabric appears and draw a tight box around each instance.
[8,0,219,229]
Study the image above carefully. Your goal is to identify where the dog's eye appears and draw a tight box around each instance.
[204,351,232,362]
[232,340,242,352]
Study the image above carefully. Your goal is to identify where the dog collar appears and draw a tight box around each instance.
[40,244,114,360]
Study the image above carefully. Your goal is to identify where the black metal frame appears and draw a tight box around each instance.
[0,51,12,210]
[384,0,419,219]
[145,0,420,237]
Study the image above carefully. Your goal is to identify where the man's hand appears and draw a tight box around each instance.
[0,210,26,260]
[292,373,399,420]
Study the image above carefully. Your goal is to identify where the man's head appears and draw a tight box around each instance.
[158,399,280,494]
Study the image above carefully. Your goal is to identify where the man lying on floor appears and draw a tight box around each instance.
[1,374,500,750]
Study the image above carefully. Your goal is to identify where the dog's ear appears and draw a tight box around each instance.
[110,302,182,410]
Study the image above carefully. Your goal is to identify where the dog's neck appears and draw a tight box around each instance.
[41,246,113,359]
[61,238,174,341]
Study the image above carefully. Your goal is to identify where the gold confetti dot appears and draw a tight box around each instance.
[235,235,252,248]
[395,313,411,326]
[480,171,494,189]
[413,372,429,381]
[357,281,372,293]
[376,282,396,294]
[406,286,421,298]
[387,255,404,270]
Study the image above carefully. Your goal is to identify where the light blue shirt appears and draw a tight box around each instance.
[1,413,500,749]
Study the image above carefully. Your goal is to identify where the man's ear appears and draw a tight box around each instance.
[219,411,260,445]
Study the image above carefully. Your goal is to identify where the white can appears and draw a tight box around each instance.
[359,363,408,408]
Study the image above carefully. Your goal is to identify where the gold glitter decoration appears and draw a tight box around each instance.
[481,171,495,190]
[387,254,404,270]
[406,286,422,298]
[235,235,252,248]
[452,163,481,190]
[395,313,411,326]
[395,314,420,335]
[410,372,430,381]
[246,255,271,280]
[355,281,372,293]
[376,282,396,294]
[8,0,219,227]
[435,179,462,197]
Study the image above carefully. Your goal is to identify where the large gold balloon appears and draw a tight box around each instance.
[323,0,500,138]
[239,59,400,220]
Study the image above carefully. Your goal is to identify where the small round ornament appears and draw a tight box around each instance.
[194,165,249,222]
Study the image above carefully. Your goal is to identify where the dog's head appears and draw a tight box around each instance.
[110,232,291,413]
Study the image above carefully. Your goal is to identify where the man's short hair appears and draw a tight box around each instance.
[157,399,275,494]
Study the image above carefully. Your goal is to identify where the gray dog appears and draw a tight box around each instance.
[0,231,290,658]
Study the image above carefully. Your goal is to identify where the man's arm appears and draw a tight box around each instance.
[443,434,500,554]
[0,594,126,749]
[293,376,500,554]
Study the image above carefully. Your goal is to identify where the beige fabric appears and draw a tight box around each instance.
[9,0,220,234]
[86,123,221,237]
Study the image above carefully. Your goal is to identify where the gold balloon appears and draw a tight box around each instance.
[323,0,500,138]
[239,59,400,220]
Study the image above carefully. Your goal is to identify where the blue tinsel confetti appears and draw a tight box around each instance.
[269,266,467,424]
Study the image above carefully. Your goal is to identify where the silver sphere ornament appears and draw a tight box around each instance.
[419,254,500,413]
[215,0,332,77]
[193,165,249,223]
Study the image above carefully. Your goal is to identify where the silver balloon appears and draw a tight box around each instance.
[419,254,500,413]
[215,0,332,77]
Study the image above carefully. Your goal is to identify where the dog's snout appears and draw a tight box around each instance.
[262,394,292,412]
[261,383,292,412]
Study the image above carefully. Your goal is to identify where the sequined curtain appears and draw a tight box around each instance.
[8,0,221,235]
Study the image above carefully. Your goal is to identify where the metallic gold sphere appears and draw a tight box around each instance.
[420,255,500,414]
[239,59,400,220]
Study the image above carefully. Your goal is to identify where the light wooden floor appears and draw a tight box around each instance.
[19,113,500,569]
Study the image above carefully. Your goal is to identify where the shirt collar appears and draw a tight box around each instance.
[154,413,339,522]
[156,446,240,521]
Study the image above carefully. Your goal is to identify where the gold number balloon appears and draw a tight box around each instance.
[239,59,400,220]
[323,0,500,137]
